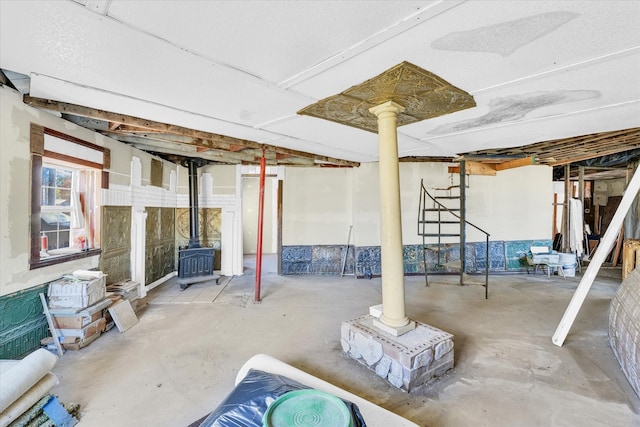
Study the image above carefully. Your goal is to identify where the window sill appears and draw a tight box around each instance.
[30,248,102,270]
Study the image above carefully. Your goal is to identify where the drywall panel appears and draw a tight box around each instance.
[468,165,553,241]
[281,160,552,249]
[203,164,237,195]
[104,141,135,186]
[355,162,552,245]
[353,161,455,247]
[282,167,354,246]
[243,177,275,254]
[351,163,380,246]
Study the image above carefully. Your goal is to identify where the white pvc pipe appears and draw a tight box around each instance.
[552,165,640,346]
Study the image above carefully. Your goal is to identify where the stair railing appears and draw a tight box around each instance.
[418,179,490,299]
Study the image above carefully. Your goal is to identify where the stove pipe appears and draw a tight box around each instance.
[182,158,206,248]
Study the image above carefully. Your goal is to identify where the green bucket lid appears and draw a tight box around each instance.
[263,389,353,427]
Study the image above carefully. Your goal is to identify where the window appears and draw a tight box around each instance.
[30,124,109,269]
[41,164,72,251]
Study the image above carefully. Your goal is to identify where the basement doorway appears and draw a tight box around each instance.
[241,167,282,274]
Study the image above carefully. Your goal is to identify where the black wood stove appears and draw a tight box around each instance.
[177,158,218,289]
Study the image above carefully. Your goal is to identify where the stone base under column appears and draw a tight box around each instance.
[341,315,454,391]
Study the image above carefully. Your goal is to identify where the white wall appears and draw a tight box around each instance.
[242,176,276,254]
[282,167,354,245]
[282,161,553,247]
[204,164,237,195]
[1,86,101,296]
[466,165,553,241]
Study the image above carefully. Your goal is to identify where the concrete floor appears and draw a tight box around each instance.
[50,260,639,427]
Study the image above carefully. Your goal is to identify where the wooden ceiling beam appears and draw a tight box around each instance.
[494,156,537,171]
[23,95,360,167]
[399,156,456,163]
[549,144,640,166]
[462,127,640,166]
[114,136,256,163]
[130,143,242,165]
[448,161,496,176]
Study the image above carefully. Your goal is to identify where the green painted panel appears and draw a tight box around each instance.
[0,284,49,359]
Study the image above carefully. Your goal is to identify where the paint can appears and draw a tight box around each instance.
[559,253,576,277]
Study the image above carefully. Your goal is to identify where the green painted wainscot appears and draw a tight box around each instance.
[0,284,49,359]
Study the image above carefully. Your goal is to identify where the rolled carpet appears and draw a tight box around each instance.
[0,373,59,427]
[0,350,58,413]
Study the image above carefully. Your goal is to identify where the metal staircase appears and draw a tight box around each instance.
[417,162,490,298]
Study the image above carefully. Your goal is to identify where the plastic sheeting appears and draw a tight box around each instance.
[198,369,366,427]
[609,268,640,398]
[568,198,584,257]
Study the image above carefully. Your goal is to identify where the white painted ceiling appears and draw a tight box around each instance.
[1,0,639,164]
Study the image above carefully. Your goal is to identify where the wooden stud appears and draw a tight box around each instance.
[448,161,496,175]
[494,156,536,171]
[612,227,624,267]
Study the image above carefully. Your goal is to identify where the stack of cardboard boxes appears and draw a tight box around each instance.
[45,273,112,351]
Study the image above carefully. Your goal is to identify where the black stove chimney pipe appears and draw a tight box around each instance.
[181,158,206,248]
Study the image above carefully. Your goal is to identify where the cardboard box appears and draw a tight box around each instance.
[50,298,111,327]
[48,276,106,309]
[61,333,101,351]
[52,311,102,329]
[57,317,107,340]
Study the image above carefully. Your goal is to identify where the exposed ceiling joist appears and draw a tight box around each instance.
[463,128,640,167]
[22,95,360,168]
[448,161,496,176]
[494,157,537,171]
[449,156,538,173]
[3,1,639,172]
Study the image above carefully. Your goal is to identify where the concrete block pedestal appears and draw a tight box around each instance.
[341,315,454,391]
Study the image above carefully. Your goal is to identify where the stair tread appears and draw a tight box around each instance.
[418,220,460,224]
[419,233,461,237]
[423,208,460,212]
[443,260,462,268]
[423,245,446,250]
[422,244,463,250]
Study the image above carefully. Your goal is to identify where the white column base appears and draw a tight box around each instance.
[369,304,383,318]
[373,318,416,337]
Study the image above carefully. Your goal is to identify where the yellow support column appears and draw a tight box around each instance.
[369,101,415,336]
